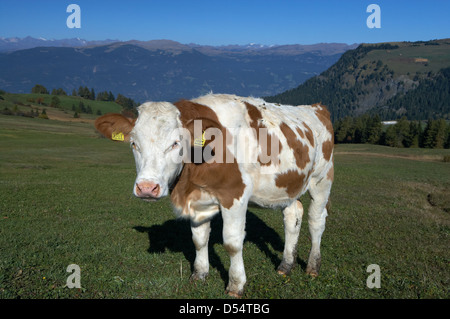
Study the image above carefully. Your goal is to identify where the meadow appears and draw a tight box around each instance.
[0,114,449,299]
[0,92,123,122]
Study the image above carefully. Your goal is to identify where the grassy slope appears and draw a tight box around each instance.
[0,93,123,123]
[360,40,450,76]
[0,114,449,299]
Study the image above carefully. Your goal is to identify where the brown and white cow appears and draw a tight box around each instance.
[95,93,334,297]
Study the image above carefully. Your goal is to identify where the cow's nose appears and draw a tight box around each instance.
[135,182,160,198]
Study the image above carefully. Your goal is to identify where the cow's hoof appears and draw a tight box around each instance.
[305,267,319,278]
[277,261,294,276]
[306,255,321,278]
[277,269,290,276]
[190,271,208,281]
[225,289,243,298]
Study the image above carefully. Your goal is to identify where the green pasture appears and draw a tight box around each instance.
[1,93,122,119]
[0,114,449,299]
[360,41,450,76]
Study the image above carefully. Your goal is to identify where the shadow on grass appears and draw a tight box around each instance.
[133,210,306,286]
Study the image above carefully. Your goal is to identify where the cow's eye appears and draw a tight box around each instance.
[165,141,180,154]
[131,142,138,151]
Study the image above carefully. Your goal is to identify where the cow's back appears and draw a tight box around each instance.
[191,94,333,207]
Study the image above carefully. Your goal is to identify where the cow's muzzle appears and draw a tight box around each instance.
[135,182,161,201]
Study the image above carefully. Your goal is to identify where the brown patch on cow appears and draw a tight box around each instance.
[312,103,334,140]
[303,123,315,147]
[172,99,246,210]
[223,243,239,257]
[322,139,333,162]
[171,167,197,215]
[279,122,310,170]
[311,103,334,162]
[94,113,136,142]
[171,150,245,211]
[245,102,282,166]
[275,170,306,198]
[174,99,223,148]
[175,100,221,127]
[296,127,305,139]
[326,164,334,181]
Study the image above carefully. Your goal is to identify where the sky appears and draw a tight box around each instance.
[0,0,449,45]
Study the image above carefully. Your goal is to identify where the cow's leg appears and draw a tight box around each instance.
[306,174,332,277]
[190,220,211,281]
[277,200,304,275]
[221,205,247,298]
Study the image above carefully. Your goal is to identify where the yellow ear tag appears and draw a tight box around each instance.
[112,131,124,141]
[193,131,206,147]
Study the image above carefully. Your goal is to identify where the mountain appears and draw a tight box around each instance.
[0,36,118,52]
[0,37,357,102]
[266,39,450,121]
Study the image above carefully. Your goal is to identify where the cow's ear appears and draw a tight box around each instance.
[95,113,136,142]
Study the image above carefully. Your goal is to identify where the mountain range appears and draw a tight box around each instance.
[0,37,357,102]
[0,36,118,52]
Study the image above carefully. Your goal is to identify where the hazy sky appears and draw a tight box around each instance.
[1,0,449,45]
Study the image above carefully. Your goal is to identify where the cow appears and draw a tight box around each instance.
[95,93,334,297]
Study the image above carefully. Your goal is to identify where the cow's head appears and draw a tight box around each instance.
[95,102,184,201]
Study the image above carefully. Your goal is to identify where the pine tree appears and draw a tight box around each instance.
[78,101,86,113]
[38,109,49,119]
[434,119,448,149]
[367,115,382,144]
[408,121,421,148]
[384,125,397,147]
[31,84,49,94]
[334,117,353,143]
[353,116,367,144]
[422,119,437,148]
[397,117,412,147]
[50,96,61,108]
[445,122,450,149]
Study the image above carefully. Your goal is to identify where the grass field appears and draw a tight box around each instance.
[0,114,449,299]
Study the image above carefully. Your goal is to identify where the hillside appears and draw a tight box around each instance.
[0,39,356,102]
[0,91,122,123]
[266,39,450,121]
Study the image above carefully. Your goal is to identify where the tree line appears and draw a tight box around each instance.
[31,84,138,117]
[32,84,137,107]
[334,115,450,149]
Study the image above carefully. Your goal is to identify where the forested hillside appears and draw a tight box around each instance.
[266,39,450,122]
